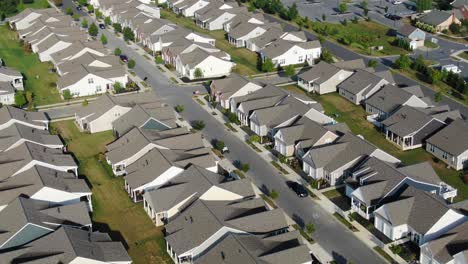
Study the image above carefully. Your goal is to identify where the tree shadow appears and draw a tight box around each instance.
[292,213,305,228]
[332,251,348,264]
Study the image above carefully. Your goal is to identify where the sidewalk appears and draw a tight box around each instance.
[194,95,408,264]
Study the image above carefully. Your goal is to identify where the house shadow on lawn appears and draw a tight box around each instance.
[93,221,129,250]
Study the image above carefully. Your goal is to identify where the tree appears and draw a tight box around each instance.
[384,6,389,13]
[227,112,239,124]
[306,223,315,234]
[416,0,432,12]
[321,48,334,63]
[412,55,426,72]
[81,18,88,28]
[191,120,205,130]
[87,4,94,13]
[14,92,27,107]
[361,0,368,9]
[240,162,250,172]
[62,89,72,100]
[287,3,299,20]
[88,23,98,37]
[194,68,203,78]
[338,2,348,14]
[114,48,122,56]
[123,27,135,41]
[262,58,275,72]
[249,135,261,143]
[394,54,411,70]
[104,16,112,25]
[66,7,73,15]
[449,23,461,34]
[363,8,369,17]
[283,65,295,77]
[127,59,136,69]
[113,23,122,33]
[72,14,80,21]
[78,0,87,5]
[434,91,443,102]
[215,140,225,151]
[113,82,124,93]
[269,189,279,200]
[318,35,325,44]
[367,60,378,68]
[54,0,63,6]
[428,68,442,84]
[95,9,103,19]
[322,13,326,21]
[100,34,107,45]
[175,104,184,113]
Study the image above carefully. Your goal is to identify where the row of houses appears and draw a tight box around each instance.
[0,65,24,105]
[8,8,129,98]
[297,58,468,171]
[209,63,468,263]
[73,94,314,264]
[167,0,323,68]
[0,105,131,263]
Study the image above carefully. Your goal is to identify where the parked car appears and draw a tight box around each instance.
[119,55,129,63]
[385,13,402,20]
[441,64,462,74]
[76,5,82,11]
[99,23,105,29]
[286,181,309,197]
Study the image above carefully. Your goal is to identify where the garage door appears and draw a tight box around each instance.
[383,222,392,239]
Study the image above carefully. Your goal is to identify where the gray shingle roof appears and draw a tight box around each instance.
[398,24,419,38]
[337,69,385,95]
[0,106,48,128]
[210,73,252,99]
[332,59,367,70]
[366,84,414,114]
[0,123,62,151]
[261,39,320,59]
[276,116,331,146]
[50,40,107,63]
[0,66,22,78]
[420,10,454,26]
[248,26,284,49]
[382,106,445,137]
[0,165,90,206]
[165,198,288,255]
[426,119,468,156]
[424,221,468,263]
[297,61,341,83]
[0,81,15,94]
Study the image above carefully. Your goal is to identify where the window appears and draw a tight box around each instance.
[88,78,94,84]
[429,144,435,152]
[96,85,102,92]
[298,56,303,62]
[442,152,448,159]
[279,59,285,65]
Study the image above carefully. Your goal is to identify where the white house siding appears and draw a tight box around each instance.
[180,56,234,80]
[374,213,409,240]
[250,121,267,137]
[270,46,321,67]
[0,119,48,131]
[317,71,353,94]
[164,193,197,223]
[30,187,90,207]
[60,74,109,98]
[358,79,389,104]
[88,105,131,133]
[185,33,215,45]
[69,256,132,264]
[229,82,263,100]
[136,166,184,192]
[114,143,158,170]
[233,27,267,47]
[199,185,245,201]
[0,93,15,105]
[206,12,237,31]
[13,13,42,30]
[281,33,306,42]
[13,160,78,177]
[426,143,468,171]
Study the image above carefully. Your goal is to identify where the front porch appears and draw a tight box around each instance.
[351,196,375,220]
[385,129,417,151]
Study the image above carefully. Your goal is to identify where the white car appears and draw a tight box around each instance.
[391,0,402,4]
[441,64,462,74]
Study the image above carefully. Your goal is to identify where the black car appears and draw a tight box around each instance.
[384,13,401,20]
[286,181,309,197]
[99,23,106,29]
[119,55,129,63]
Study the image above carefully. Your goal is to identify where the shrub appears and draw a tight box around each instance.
[81,18,88,28]
[390,244,403,255]
[72,14,80,21]
[14,92,27,107]
[278,154,287,164]
[95,9,103,19]
[394,54,411,70]
[306,223,315,234]
[114,48,122,56]
[100,34,107,45]
[227,112,240,124]
[434,91,443,102]
[82,99,88,106]
[261,58,275,72]
[127,59,136,69]
[88,23,98,37]
[367,60,378,68]
[155,56,164,64]
[321,48,334,63]
[66,7,73,15]
[249,135,261,143]
[191,120,205,130]
[284,65,295,77]
[175,104,184,113]
[123,27,135,41]
[269,189,279,200]
[240,163,250,172]
[338,2,347,14]
[113,82,124,93]
[194,68,203,78]
[62,89,72,100]
[113,23,122,33]
[215,140,225,151]
[104,16,111,25]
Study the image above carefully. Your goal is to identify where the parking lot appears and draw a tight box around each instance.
[280,0,416,28]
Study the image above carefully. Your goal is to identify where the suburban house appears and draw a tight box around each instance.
[0,141,78,178]
[8,8,62,30]
[373,185,466,245]
[143,165,254,226]
[57,63,128,98]
[2,226,132,264]
[297,61,354,94]
[419,10,461,32]
[161,38,219,66]
[0,197,91,250]
[112,103,177,137]
[137,19,177,51]
[209,74,263,109]
[123,149,217,202]
[426,119,468,171]
[50,40,108,66]
[273,116,339,157]
[227,22,270,48]
[0,106,49,131]
[175,47,235,80]
[0,123,63,152]
[451,0,468,19]
[419,221,468,264]
[106,126,209,176]
[0,66,24,90]
[337,69,389,105]
[55,53,120,76]
[0,165,92,212]
[164,197,311,264]
[381,105,459,151]
[249,95,327,138]
[397,25,426,50]
[246,29,306,52]
[171,0,210,17]
[0,82,15,105]
[365,84,429,122]
[222,11,265,33]
[260,39,322,67]
[302,133,400,186]
[346,157,458,220]
[195,6,245,31]
[75,94,137,133]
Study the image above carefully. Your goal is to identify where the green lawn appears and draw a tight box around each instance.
[458,51,468,61]
[51,121,172,264]
[160,9,260,76]
[310,21,408,56]
[282,85,467,202]
[0,25,62,106]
